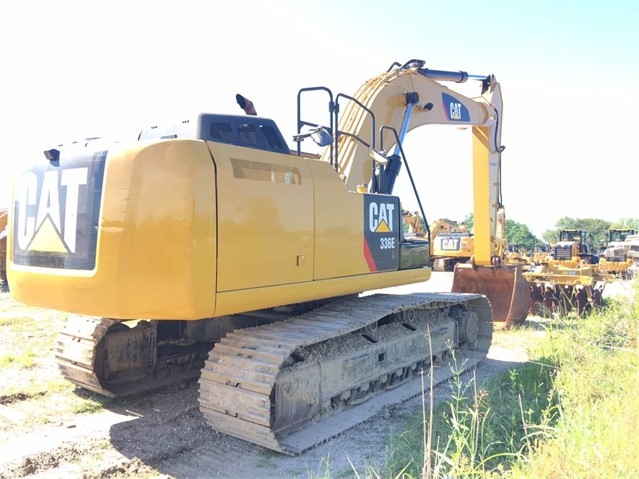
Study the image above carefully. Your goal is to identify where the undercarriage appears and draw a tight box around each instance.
[56,292,493,454]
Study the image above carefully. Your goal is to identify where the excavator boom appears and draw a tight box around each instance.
[308,60,528,326]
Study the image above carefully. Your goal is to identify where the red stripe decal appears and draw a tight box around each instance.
[363,238,377,272]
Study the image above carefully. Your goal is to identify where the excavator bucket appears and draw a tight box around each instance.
[451,262,530,328]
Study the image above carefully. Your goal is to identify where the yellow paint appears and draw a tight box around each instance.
[471,126,493,266]
[28,218,68,252]
[9,63,510,321]
[215,268,431,316]
[211,142,314,291]
[10,139,218,319]
[329,69,493,192]
[9,137,429,320]
[324,67,506,268]
[307,159,372,279]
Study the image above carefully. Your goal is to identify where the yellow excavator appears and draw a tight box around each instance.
[6,59,528,454]
[401,213,474,272]
[430,219,474,272]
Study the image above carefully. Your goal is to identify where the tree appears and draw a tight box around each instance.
[611,218,639,231]
[461,213,543,251]
[541,229,558,245]
[505,220,540,251]
[463,213,474,231]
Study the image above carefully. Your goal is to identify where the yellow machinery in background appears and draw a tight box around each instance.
[7,59,528,454]
[401,212,474,272]
[430,219,474,272]
[524,262,609,316]
[401,209,426,237]
[598,228,638,278]
[503,244,534,270]
[524,229,609,316]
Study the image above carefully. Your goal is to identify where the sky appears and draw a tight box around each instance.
[0,0,637,237]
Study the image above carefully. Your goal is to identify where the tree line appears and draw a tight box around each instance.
[403,212,639,253]
[463,215,639,253]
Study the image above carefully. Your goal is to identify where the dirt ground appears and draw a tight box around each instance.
[0,274,634,479]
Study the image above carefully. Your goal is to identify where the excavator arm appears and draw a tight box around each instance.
[298,60,529,326]
[315,60,504,266]
[302,60,528,325]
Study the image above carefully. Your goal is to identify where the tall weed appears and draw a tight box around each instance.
[383,280,638,478]
[512,283,638,478]
[384,355,558,478]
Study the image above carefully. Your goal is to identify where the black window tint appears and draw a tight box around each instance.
[237,124,258,145]
[210,122,234,142]
[260,125,284,149]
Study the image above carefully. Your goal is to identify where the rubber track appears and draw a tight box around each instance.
[198,292,492,455]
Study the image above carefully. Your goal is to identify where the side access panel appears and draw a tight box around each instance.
[210,142,314,292]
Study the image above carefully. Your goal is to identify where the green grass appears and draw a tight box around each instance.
[380,357,559,478]
[0,315,59,371]
[0,307,107,418]
[3,284,637,477]
[510,284,639,478]
[349,280,639,478]
[72,397,107,414]
[0,349,38,368]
